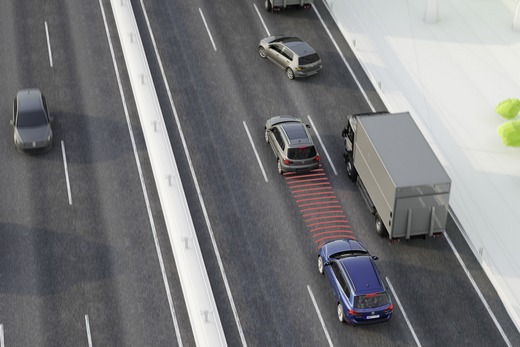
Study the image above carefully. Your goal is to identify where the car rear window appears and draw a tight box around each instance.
[287,146,317,160]
[298,53,320,65]
[354,293,391,309]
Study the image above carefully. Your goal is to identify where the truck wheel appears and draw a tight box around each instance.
[375,214,388,237]
[346,157,357,181]
[265,0,272,11]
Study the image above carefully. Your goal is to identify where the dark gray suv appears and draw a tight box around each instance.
[265,116,320,174]
[259,35,322,79]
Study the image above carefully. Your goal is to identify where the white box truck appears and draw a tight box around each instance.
[264,0,313,12]
[342,112,451,239]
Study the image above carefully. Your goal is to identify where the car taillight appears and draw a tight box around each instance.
[347,309,360,316]
[283,159,292,164]
[315,155,320,161]
[385,304,394,312]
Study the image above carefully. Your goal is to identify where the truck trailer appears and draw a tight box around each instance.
[264,0,313,12]
[342,112,451,239]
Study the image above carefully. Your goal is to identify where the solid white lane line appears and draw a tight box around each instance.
[61,141,72,205]
[85,315,93,347]
[139,0,246,345]
[386,277,422,347]
[253,3,270,36]
[199,8,217,51]
[307,116,337,176]
[312,6,375,112]
[307,285,333,347]
[44,21,53,67]
[0,324,4,347]
[98,1,183,345]
[243,121,268,182]
[444,232,512,347]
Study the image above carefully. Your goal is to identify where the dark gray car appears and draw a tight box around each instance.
[11,89,53,151]
[265,116,320,174]
[259,35,322,79]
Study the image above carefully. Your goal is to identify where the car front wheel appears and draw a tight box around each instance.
[318,256,324,275]
[286,68,295,80]
[264,129,269,143]
[259,46,266,58]
[337,303,345,323]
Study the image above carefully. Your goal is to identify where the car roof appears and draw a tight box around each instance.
[280,122,312,146]
[339,256,384,295]
[17,89,43,113]
[285,41,316,57]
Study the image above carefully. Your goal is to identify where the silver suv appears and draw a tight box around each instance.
[259,35,322,79]
[265,116,320,174]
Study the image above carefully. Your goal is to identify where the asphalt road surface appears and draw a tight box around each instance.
[1,0,519,346]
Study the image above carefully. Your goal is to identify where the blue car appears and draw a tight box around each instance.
[318,239,393,325]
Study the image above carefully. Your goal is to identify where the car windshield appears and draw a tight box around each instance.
[354,293,390,309]
[18,111,48,128]
[299,53,320,65]
[287,146,316,159]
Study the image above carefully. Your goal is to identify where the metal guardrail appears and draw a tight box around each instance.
[109,0,227,345]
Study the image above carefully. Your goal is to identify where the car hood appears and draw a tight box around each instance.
[261,34,287,45]
[265,115,301,129]
[16,125,52,143]
[321,239,366,258]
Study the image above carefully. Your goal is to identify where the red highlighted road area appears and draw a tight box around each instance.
[284,166,354,248]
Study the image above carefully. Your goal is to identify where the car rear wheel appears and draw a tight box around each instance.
[375,213,388,237]
[337,303,345,323]
[259,46,266,58]
[286,68,295,80]
[277,159,283,174]
[318,256,324,275]
[265,0,272,11]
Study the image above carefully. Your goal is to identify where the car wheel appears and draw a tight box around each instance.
[277,159,283,174]
[337,303,345,323]
[286,68,295,80]
[318,256,324,275]
[265,0,272,11]
[259,46,266,58]
[375,213,388,237]
[264,129,269,143]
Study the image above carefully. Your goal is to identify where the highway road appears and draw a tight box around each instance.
[0,0,191,345]
[1,0,519,346]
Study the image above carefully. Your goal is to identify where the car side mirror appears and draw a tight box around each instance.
[372,256,379,261]
[306,124,311,128]
[323,261,331,267]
